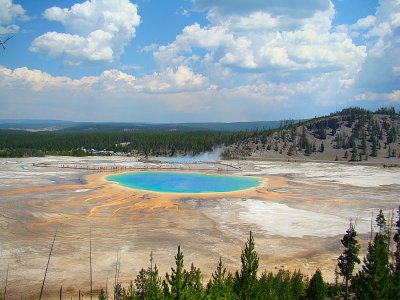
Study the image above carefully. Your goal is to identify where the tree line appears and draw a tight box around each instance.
[0,130,253,158]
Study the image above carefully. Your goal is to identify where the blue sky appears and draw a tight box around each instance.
[0,0,399,122]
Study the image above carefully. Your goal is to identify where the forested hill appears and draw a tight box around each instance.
[223,107,400,163]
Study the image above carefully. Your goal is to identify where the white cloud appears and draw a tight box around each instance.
[354,15,377,30]
[365,21,391,39]
[355,90,400,102]
[0,65,329,121]
[0,66,76,91]
[30,0,140,64]
[387,90,400,101]
[154,2,366,87]
[3,1,398,122]
[0,65,208,94]
[215,11,279,32]
[192,0,330,18]
[120,64,141,71]
[140,43,159,53]
[136,65,209,92]
[354,0,400,92]
[0,0,28,34]
[177,7,190,17]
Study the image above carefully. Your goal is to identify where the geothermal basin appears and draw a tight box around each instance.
[0,156,399,299]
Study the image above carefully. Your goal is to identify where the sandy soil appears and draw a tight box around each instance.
[0,156,399,299]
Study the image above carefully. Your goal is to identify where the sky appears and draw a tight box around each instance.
[0,0,399,122]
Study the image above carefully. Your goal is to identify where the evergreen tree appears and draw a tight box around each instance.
[184,263,204,299]
[98,289,106,300]
[207,257,236,299]
[300,126,308,150]
[234,231,259,300]
[312,143,316,153]
[337,221,360,300]
[361,136,367,155]
[135,268,148,299]
[320,142,324,153]
[147,252,163,299]
[376,209,388,235]
[328,266,341,300]
[392,205,400,299]
[306,269,326,300]
[371,138,378,157]
[125,281,135,300]
[274,269,294,299]
[166,246,187,300]
[291,270,306,300]
[351,146,358,161]
[258,271,279,300]
[354,212,392,300]
[114,283,123,300]
[287,144,294,156]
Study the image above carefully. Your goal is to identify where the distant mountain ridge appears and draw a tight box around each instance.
[0,119,288,132]
[0,119,77,131]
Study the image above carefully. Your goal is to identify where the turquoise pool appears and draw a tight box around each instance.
[106,171,262,193]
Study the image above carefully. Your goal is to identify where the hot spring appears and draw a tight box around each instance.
[106,171,262,193]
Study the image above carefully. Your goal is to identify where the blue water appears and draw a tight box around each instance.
[106,171,262,193]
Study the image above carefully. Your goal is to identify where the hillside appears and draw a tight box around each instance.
[223,107,400,164]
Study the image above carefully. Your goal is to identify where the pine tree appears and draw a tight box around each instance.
[147,252,163,300]
[114,283,123,300]
[135,268,148,299]
[125,281,135,300]
[258,271,278,300]
[98,289,106,300]
[392,205,400,299]
[135,252,163,299]
[166,246,187,300]
[362,136,367,155]
[376,209,388,235]
[208,257,236,299]
[291,269,306,299]
[371,136,378,156]
[337,221,360,300]
[354,211,392,300]
[306,269,326,300]
[328,266,341,299]
[234,231,259,300]
[351,146,358,161]
[184,263,204,299]
[320,142,324,153]
[287,144,294,156]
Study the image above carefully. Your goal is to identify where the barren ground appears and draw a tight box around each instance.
[0,156,399,299]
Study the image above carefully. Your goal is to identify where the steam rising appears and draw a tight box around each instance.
[157,146,224,163]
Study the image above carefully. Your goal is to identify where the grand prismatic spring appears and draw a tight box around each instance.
[106,171,263,193]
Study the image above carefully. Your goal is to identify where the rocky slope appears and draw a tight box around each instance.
[224,107,400,164]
